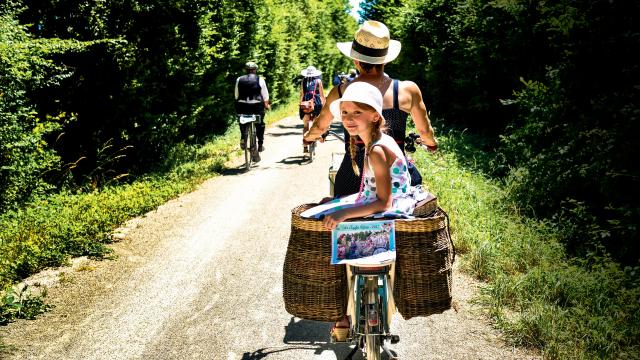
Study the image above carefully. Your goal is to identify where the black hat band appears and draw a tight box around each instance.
[351,40,389,58]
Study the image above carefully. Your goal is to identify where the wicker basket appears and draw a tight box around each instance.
[283,202,455,322]
[283,204,347,321]
[394,208,455,319]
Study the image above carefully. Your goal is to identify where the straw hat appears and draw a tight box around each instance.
[336,21,401,64]
[301,65,322,77]
[330,82,385,122]
[245,61,258,70]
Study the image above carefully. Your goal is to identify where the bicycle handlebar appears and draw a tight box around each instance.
[405,132,437,153]
[326,130,345,143]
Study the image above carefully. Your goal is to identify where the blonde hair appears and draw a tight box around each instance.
[348,101,385,176]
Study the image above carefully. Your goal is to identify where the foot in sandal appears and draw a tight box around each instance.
[330,316,350,343]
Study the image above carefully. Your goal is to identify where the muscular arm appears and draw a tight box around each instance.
[303,84,342,142]
[401,81,437,147]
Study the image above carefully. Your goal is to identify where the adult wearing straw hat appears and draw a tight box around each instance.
[304,20,438,198]
[299,65,326,153]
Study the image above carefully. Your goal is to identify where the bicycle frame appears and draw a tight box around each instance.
[325,129,399,359]
[303,113,320,162]
[238,114,261,170]
[343,264,398,360]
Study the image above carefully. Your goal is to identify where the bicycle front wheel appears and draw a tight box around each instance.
[244,125,253,170]
[308,142,315,162]
[365,333,381,360]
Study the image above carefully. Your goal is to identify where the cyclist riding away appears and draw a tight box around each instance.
[299,65,325,153]
[235,61,270,162]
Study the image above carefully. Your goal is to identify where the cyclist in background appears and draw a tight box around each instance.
[299,65,326,153]
[235,61,270,161]
[347,68,357,82]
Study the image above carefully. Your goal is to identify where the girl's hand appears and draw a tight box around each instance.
[322,210,348,230]
[318,196,334,204]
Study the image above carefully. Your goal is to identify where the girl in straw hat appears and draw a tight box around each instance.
[303,20,438,198]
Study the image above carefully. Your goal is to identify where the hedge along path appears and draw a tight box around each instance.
[0,115,540,359]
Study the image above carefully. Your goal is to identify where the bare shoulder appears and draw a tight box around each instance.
[370,144,397,167]
[398,80,422,95]
[397,80,424,111]
[368,146,387,166]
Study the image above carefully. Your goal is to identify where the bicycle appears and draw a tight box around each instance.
[338,261,399,360]
[326,130,436,359]
[323,129,398,359]
[238,114,261,171]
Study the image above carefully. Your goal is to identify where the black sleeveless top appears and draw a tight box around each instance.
[237,74,263,102]
[333,79,410,198]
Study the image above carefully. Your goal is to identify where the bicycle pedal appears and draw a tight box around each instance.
[390,335,400,344]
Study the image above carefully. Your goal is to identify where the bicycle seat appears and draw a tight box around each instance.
[238,114,259,124]
[351,265,390,275]
[346,258,395,268]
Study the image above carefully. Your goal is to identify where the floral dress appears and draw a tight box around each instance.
[357,133,417,218]
[301,133,425,220]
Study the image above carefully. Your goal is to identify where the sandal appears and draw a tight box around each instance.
[330,323,350,343]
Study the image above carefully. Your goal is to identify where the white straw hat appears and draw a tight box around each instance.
[301,65,322,77]
[330,82,385,121]
[336,21,401,65]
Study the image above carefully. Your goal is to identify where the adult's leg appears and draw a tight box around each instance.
[255,111,266,147]
[333,148,365,197]
[238,122,248,149]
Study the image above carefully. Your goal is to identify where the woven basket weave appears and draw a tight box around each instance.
[283,202,455,322]
[283,204,347,321]
[412,192,438,217]
[394,208,455,319]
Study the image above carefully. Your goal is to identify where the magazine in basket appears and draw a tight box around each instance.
[331,220,396,266]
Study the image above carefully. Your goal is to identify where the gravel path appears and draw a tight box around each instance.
[0,116,540,360]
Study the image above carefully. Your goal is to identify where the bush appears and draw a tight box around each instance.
[0,9,91,212]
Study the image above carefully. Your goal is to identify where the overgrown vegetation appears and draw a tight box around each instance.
[363,1,639,357]
[1,0,356,212]
[412,126,640,359]
[0,0,354,322]
[365,0,639,264]
[3,0,638,358]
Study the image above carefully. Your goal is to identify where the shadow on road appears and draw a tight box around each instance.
[221,167,250,176]
[268,131,303,137]
[240,317,354,359]
[278,156,309,165]
[275,123,304,130]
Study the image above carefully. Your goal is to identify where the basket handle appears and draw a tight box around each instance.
[441,208,456,264]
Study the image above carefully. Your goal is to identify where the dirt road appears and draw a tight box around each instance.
[0,116,539,359]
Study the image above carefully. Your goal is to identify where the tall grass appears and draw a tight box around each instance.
[412,124,640,359]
